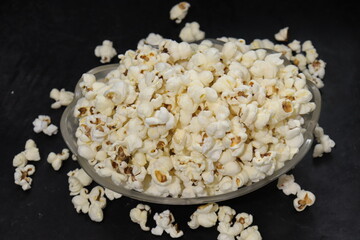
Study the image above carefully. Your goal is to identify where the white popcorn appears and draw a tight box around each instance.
[237,226,262,240]
[104,188,122,200]
[217,221,243,240]
[94,40,117,63]
[130,204,151,231]
[13,139,40,167]
[88,186,107,222]
[188,203,219,229]
[33,115,58,136]
[13,152,28,168]
[308,59,326,79]
[140,33,164,47]
[74,34,319,198]
[236,213,253,229]
[277,174,301,196]
[274,27,289,42]
[145,107,175,130]
[313,124,335,158]
[67,168,93,196]
[42,123,58,136]
[151,210,183,238]
[14,164,35,191]
[72,188,90,214]
[218,206,236,223]
[47,149,70,171]
[288,40,301,53]
[50,88,74,109]
[293,190,316,212]
[170,2,190,24]
[179,22,205,42]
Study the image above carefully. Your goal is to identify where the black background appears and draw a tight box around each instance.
[1,0,359,239]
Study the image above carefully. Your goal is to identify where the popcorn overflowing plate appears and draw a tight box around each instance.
[61,39,321,205]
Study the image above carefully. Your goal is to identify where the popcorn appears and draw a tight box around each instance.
[88,186,107,222]
[75,35,319,198]
[47,149,70,171]
[104,188,122,200]
[217,220,243,240]
[218,206,236,223]
[13,139,40,167]
[293,190,316,212]
[237,226,262,240]
[236,213,253,229]
[274,27,289,42]
[14,164,35,191]
[72,188,90,214]
[188,203,219,229]
[67,168,93,196]
[170,2,190,24]
[13,153,27,168]
[130,204,151,231]
[277,174,300,196]
[33,115,58,136]
[313,124,335,158]
[179,22,205,42]
[50,88,74,109]
[145,107,175,130]
[288,40,301,53]
[151,210,183,238]
[308,59,326,79]
[216,208,256,240]
[94,40,117,63]
[139,33,164,47]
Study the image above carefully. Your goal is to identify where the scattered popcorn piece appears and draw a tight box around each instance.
[179,22,205,42]
[87,186,107,222]
[217,220,243,240]
[47,149,70,171]
[24,139,41,161]
[293,190,316,212]
[94,40,117,63]
[170,2,190,24]
[152,210,183,238]
[42,123,58,136]
[50,88,74,109]
[32,115,58,136]
[236,213,253,229]
[274,27,289,42]
[14,164,35,191]
[13,152,27,168]
[313,124,335,157]
[67,168,93,196]
[72,188,90,214]
[32,115,51,133]
[130,204,151,231]
[277,174,301,196]
[104,188,122,200]
[237,226,262,240]
[71,154,78,161]
[13,139,40,167]
[188,203,219,229]
[218,206,236,223]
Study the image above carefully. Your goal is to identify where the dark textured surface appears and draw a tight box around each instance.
[0,0,359,239]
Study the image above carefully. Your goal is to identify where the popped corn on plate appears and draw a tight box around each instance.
[61,40,321,205]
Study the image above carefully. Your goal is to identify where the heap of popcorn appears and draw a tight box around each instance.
[74,35,319,198]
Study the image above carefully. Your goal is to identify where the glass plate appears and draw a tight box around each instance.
[61,63,321,205]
